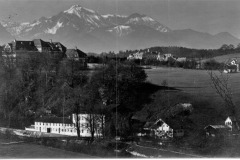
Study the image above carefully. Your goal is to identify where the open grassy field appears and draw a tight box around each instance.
[0,138,97,158]
[145,67,240,103]
[202,53,240,63]
[145,67,240,125]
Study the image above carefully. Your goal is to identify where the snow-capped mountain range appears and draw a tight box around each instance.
[0,4,239,52]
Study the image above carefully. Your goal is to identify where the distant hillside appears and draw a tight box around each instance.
[202,53,240,63]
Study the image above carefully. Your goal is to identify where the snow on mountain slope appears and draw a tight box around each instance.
[126,13,171,32]
[107,25,133,36]
[45,21,63,34]
[1,4,170,38]
[63,4,108,28]
[102,14,127,18]
[1,4,239,52]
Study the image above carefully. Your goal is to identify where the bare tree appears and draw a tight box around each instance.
[208,71,236,116]
[84,113,104,141]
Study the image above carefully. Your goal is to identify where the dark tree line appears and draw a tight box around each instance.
[0,52,148,140]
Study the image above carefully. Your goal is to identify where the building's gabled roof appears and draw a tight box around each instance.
[131,115,146,123]
[33,39,65,52]
[226,58,238,64]
[33,39,49,48]
[143,121,155,129]
[227,65,237,69]
[35,117,72,124]
[66,49,87,59]
[149,119,165,130]
[12,40,38,51]
[204,125,230,130]
[227,116,237,122]
[52,42,67,52]
[144,117,187,130]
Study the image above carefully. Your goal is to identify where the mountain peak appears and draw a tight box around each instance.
[215,32,232,37]
[64,4,95,15]
[128,13,145,18]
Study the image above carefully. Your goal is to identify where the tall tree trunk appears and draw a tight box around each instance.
[90,114,95,142]
[75,105,81,139]
[101,115,104,138]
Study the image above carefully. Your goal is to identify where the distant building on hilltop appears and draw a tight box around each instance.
[157,53,174,61]
[127,51,144,60]
[176,57,187,62]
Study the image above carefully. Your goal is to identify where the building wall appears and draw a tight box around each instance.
[154,123,173,138]
[158,122,172,132]
[225,117,233,131]
[28,114,105,137]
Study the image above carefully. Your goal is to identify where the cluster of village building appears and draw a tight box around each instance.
[127,49,240,73]
[127,50,187,63]
[2,39,88,67]
[1,39,98,137]
[1,39,240,138]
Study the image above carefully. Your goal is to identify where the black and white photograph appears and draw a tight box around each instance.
[0,0,240,158]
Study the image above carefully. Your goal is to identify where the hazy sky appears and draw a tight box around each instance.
[0,0,240,38]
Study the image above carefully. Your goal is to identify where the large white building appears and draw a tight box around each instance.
[25,114,105,137]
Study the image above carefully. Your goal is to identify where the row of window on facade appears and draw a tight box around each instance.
[35,127,100,134]
[35,122,92,128]
[35,122,74,127]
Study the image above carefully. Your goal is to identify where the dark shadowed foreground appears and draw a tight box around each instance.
[0,139,97,158]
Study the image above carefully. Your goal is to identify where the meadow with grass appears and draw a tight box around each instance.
[203,53,240,63]
[143,67,240,130]
[146,67,240,103]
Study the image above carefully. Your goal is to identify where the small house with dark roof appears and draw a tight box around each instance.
[143,118,185,138]
[204,125,230,137]
[224,58,239,73]
[204,116,239,137]
[52,42,67,53]
[25,113,105,137]
[65,48,88,67]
